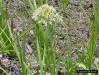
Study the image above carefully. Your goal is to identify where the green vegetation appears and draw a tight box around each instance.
[0,0,99,75]
[60,0,69,17]
[0,0,15,57]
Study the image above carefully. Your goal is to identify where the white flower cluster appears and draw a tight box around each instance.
[32,4,64,25]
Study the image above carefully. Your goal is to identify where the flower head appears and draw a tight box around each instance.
[32,4,64,25]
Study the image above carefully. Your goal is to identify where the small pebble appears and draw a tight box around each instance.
[0,54,2,58]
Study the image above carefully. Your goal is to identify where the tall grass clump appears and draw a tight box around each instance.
[74,2,99,74]
[32,4,64,74]
[0,0,16,57]
[92,0,99,72]
[83,1,99,69]
[0,0,35,74]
